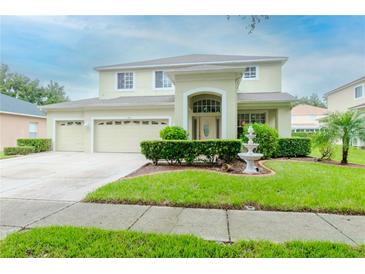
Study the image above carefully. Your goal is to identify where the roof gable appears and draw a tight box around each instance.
[0,93,45,117]
[292,104,327,115]
[95,54,287,71]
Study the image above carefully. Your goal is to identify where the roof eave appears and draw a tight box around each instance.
[44,102,175,111]
[324,76,365,97]
[94,57,288,71]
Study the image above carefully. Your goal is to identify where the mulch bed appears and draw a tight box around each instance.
[126,159,272,178]
[126,157,365,179]
[275,157,365,169]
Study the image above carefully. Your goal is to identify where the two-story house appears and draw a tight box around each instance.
[324,75,365,146]
[43,54,295,152]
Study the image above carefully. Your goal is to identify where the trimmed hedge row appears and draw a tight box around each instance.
[141,140,242,165]
[277,138,311,157]
[4,146,35,155]
[17,138,52,152]
[291,132,316,139]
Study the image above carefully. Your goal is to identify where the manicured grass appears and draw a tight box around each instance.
[1,226,364,258]
[310,145,365,165]
[85,160,365,214]
[0,151,15,160]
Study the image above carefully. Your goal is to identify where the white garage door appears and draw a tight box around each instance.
[94,119,168,153]
[56,121,84,152]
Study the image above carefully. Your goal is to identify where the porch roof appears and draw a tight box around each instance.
[351,102,365,110]
[165,64,245,73]
[237,92,295,103]
[41,95,175,110]
[42,92,295,111]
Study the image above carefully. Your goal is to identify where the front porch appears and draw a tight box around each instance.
[166,65,293,139]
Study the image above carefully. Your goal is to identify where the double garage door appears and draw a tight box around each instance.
[55,119,168,152]
[94,119,168,153]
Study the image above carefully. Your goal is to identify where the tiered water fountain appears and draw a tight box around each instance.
[238,126,263,174]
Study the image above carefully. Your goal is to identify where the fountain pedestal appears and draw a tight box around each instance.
[238,126,263,174]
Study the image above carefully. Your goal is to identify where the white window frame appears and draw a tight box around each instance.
[152,71,174,90]
[354,84,364,100]
[28,122,38,138]
[237,110,268,126]
[243,66,259,80]
[115,71,136,91]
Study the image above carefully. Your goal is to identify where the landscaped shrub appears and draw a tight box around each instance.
[160,126,188,140]
[3,146,35,155]
[241,123,278,159]
[17,138,52,152]
[277,138,311,157]
[140,140,242,165]
[292,132,317,139]
[312,130,335,160]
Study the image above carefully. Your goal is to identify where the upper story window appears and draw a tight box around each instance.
[155,71,172,89]
[244,66,258,80]
[354,84,364,99]
[29,122,38,138]
[117,72,134,90]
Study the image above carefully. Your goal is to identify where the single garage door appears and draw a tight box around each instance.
[94,119,168,152]
[56,121,84,151]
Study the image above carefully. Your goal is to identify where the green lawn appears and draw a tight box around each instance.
[0,151,15,160]
[85,160,365,214]
[1,226,363,258]
[310,145,365,165]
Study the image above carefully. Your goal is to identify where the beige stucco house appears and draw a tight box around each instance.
[324,75,365,146]
[0,93,46,151]
[43,54,295,153]
[325,75,365,114]
[291,104,327,133]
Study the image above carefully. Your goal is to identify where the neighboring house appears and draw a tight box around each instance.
[0,93,46,151]
[291,104,327,133]
[324,75,365,146]
[42,54,295,153]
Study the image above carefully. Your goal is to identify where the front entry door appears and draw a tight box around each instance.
[199,116,217,140]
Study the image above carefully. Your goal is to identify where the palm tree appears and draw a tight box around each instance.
[321,110,365,164]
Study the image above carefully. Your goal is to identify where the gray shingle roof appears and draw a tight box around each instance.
[0,93,46,117]
[166,64,245,73]
[41,95,175,110]
[42,92,294,110]
[95,54,288,71]
[237,92,295,103]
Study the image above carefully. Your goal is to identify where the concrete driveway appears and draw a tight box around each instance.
[0,152,146,201]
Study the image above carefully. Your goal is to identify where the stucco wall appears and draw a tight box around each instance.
[98,61,283,99]
[173,72,239,139]
[99,68,175,99]
[0,113,46,151]
[238,62,282,93]
[327,80,365,112]
[46,107,174,152]
[237,103,291,137]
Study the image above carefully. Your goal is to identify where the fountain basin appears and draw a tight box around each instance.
[238,152,263,174]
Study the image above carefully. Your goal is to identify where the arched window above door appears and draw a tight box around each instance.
[192,99,221,113]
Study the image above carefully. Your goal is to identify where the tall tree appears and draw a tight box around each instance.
[321,111,365,164]
[0,64,69,105]
[294,93,327,108]
[227,16,269,34]
[43,80,69,105]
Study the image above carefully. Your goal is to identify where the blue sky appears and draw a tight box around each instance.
[1,16,364,100]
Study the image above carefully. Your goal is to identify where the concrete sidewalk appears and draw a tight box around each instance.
[1,198,364,245]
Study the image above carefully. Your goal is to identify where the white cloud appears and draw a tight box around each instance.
[2,16,364,100]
